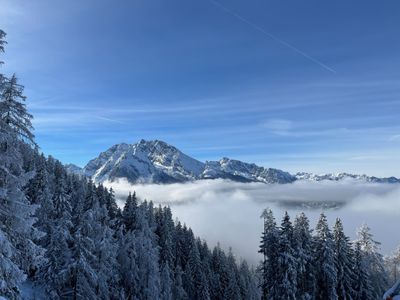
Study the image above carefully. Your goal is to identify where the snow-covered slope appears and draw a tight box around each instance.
[65,139,400,185]
[202,158,296,184]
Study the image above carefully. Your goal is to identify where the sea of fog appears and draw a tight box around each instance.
[104,179,400,265]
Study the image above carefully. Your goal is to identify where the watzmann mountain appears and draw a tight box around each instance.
[66,139,400,184]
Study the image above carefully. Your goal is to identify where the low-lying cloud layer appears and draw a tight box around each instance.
[104,179,400,264]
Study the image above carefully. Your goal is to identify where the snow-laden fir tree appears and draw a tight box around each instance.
[40,162,73,299]
[0,30,6,66]
[355,224,388,298]
[352,241,374,300]
[259,208,280,299]
[275,212,297,300]
[293,212,315,300]
[333,218,355,300]
[184,240,210,300]
[385,246,400,285]
[314,213,338,300]
[0,42,42,297]
[238,260,260,300]
[224,249,241,300]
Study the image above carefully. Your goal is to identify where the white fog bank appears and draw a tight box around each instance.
[104,179,400,264]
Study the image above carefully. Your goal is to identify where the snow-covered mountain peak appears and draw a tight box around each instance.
[82,140,204,183]
[64,140,400,185]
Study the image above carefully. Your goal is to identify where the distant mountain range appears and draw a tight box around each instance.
[65,139,400,184]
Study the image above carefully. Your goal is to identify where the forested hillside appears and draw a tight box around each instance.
[0,29,259,299]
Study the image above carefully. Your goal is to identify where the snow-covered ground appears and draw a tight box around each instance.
[106,178,400,264]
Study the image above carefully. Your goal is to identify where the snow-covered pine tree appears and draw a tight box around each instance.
[83,186,120,299]
[355,224,388,298]
[352,241,374,300]
[293,212,315,300]
[184,240,210,300]
[156,206,176,269]
[134,203,161,299]
[172,264,188,300]
[160,261,173,300]
[223,249,241,300]
[105,187,120,223]
[259,208,280,299]
[0,42,42,297]
[238,260,260,300]
[275,212,297,300]
[210,244,228,300]
[0,30,6,66]
[122,192,137,232]
[385,246,400,285]
[40,163,73,299]
[314,213,338,300]
[333,218,355,300]
[116,224,139,299]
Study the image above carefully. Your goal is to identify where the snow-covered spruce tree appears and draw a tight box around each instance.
[293,212,315,300]
[352,241,374,300]
[160,261,173,300]
[385,246,400,285]
[333,218,355,300]
[314,213,338,300]
[275,212,297,300]
[355,224,388,298]
[0,40,42,297]
[172,264,187,300]
[117,193,139,298]
[102,186,121,224]
[134,202,161,299]
[184,240,210,300]
[116,226,137,299]
[119,197,161,299]
[238,260,260,300]
[82,182,120,299]
[155,206,176,269]
[40,161,73,299]
[0,30,6,66]
[259,208,280,299]
[224,249,241,300]
[122,191,137,232]
[210,244,228,300]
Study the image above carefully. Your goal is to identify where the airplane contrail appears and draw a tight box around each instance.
[208,0,337,74]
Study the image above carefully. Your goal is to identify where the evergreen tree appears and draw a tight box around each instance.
[40,165,73,299]
[356,224,388,298]
[184,241,210,300]
[314,213,338,300]
[259,208,280,299]
[122,192,137,232]
[275,212,297,300]
[293,212,315,300]
[172,265,188,300]
[160,262,173,300]
[385,246,400,285]
[0,39,41,297]
[353,241,374,300]
[238,260,260,300]
[333,218,355,300]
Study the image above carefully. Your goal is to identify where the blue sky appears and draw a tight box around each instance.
[1,0,400,176]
